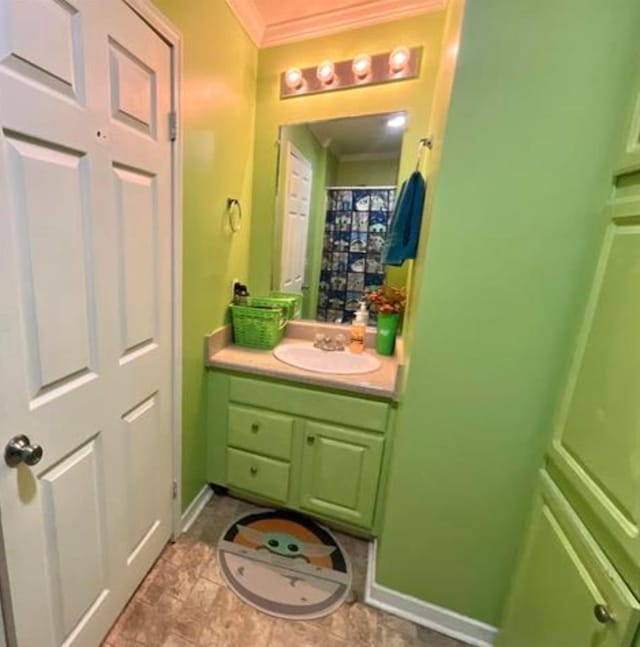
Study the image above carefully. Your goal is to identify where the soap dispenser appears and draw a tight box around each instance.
[349,302,369,354]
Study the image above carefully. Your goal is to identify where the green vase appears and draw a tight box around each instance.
[376,313,400,356]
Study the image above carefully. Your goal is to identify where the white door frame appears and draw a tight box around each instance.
[121,0,183,539]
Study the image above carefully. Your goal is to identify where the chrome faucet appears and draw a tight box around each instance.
[313,333,346,352]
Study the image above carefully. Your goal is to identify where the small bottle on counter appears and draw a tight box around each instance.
[233,283,250,305]
[349,302,369,354]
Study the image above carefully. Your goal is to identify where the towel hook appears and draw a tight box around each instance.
[226,197,242,233]
[416,136,434,170]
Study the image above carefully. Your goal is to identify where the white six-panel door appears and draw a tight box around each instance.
[280,142,312,293]
[0,1,174,645]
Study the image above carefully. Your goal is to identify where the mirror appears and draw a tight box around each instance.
[272,111,407,322]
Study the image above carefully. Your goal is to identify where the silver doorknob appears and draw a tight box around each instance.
[5,435,43,468]
[594,604,614,624]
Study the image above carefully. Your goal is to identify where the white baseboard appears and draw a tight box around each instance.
[365,541,497,647]
[181,484,214,533]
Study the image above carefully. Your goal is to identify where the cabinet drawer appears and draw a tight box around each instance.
[228,405,293,460]
[228,376,389,432]
[227,448,290,503]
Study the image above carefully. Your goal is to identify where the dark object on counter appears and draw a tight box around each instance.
[233,282,250,305]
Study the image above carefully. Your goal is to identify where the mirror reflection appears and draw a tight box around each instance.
[273,112,407,322]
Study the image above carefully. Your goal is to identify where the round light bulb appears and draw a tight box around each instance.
[352,54,372,79]
[389,46,411,72]
[316,60,336,85]
[387,114,406,129]
[284,67,303,90]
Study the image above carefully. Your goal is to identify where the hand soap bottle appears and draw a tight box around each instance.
[349,302,368,354]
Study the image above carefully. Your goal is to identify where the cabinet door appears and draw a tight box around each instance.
[299,422,383,528]
[497,473,640,647]
[548,185,640,594]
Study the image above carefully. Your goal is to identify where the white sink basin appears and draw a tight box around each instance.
[273,344,381,375]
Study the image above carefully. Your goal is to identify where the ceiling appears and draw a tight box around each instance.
[306,112,406,159]
[225,0,446,47]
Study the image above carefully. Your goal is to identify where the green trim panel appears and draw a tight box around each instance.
[228,405,294,461]
[227,448,290,503]
[299,421,384,528]
[497,471,640,647]
[228,376,389,432]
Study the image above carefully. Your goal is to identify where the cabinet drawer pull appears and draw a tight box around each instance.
[594,604,615,624]
[250,466,258,476]
[251,422,260,433]
[307,435,316,445]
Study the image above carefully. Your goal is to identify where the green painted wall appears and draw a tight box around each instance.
[250,12,447,297]
[275,124,337,317]
[152,0,258,509]
[377,0,640,627]
[335,158,399,186]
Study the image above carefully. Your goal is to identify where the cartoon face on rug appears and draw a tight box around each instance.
[237,526,336,561]
[217,510,351,620]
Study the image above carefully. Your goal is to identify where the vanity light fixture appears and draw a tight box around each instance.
[284,67,304,90]
[352,53,372,79]
[280,47,422,99]
[316,60,336,85]
[389,46,411,73]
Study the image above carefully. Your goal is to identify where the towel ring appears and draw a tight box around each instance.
[226,197,242,233]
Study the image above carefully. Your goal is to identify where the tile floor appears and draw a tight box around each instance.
[102,494,467,647]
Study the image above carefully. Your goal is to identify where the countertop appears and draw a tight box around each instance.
[205,322,403,401]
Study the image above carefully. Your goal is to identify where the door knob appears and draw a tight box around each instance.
[307,435,316,445]
[5,435,43,467]
[594,604,615,624]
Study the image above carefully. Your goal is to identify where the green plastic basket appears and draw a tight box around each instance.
[230,303,287,350]
[248,295,298,320]
[269,291,303,319]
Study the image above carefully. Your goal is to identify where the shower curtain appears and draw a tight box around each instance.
[317,186,395,323]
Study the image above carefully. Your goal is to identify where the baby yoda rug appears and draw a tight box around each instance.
[217,508,352,620]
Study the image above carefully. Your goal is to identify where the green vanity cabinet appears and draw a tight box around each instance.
[205,371,394,533]
[497,473,640,647]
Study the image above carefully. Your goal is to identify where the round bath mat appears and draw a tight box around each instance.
[217,508,352,620]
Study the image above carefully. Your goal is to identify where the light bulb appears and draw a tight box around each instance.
[389,46,411,73]
[387,114,406,129]
[317,60,336,85]
[352,54,372,79]
[284,67,303,90]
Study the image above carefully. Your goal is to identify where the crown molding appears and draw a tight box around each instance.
[226,0,264,46]
[226,0,446,48]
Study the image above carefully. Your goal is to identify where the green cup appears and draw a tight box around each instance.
[376,313,400,356]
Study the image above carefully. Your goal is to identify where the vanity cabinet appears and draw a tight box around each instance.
[206,371,394,533]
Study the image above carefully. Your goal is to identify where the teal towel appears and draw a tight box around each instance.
[382,171,426,266]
